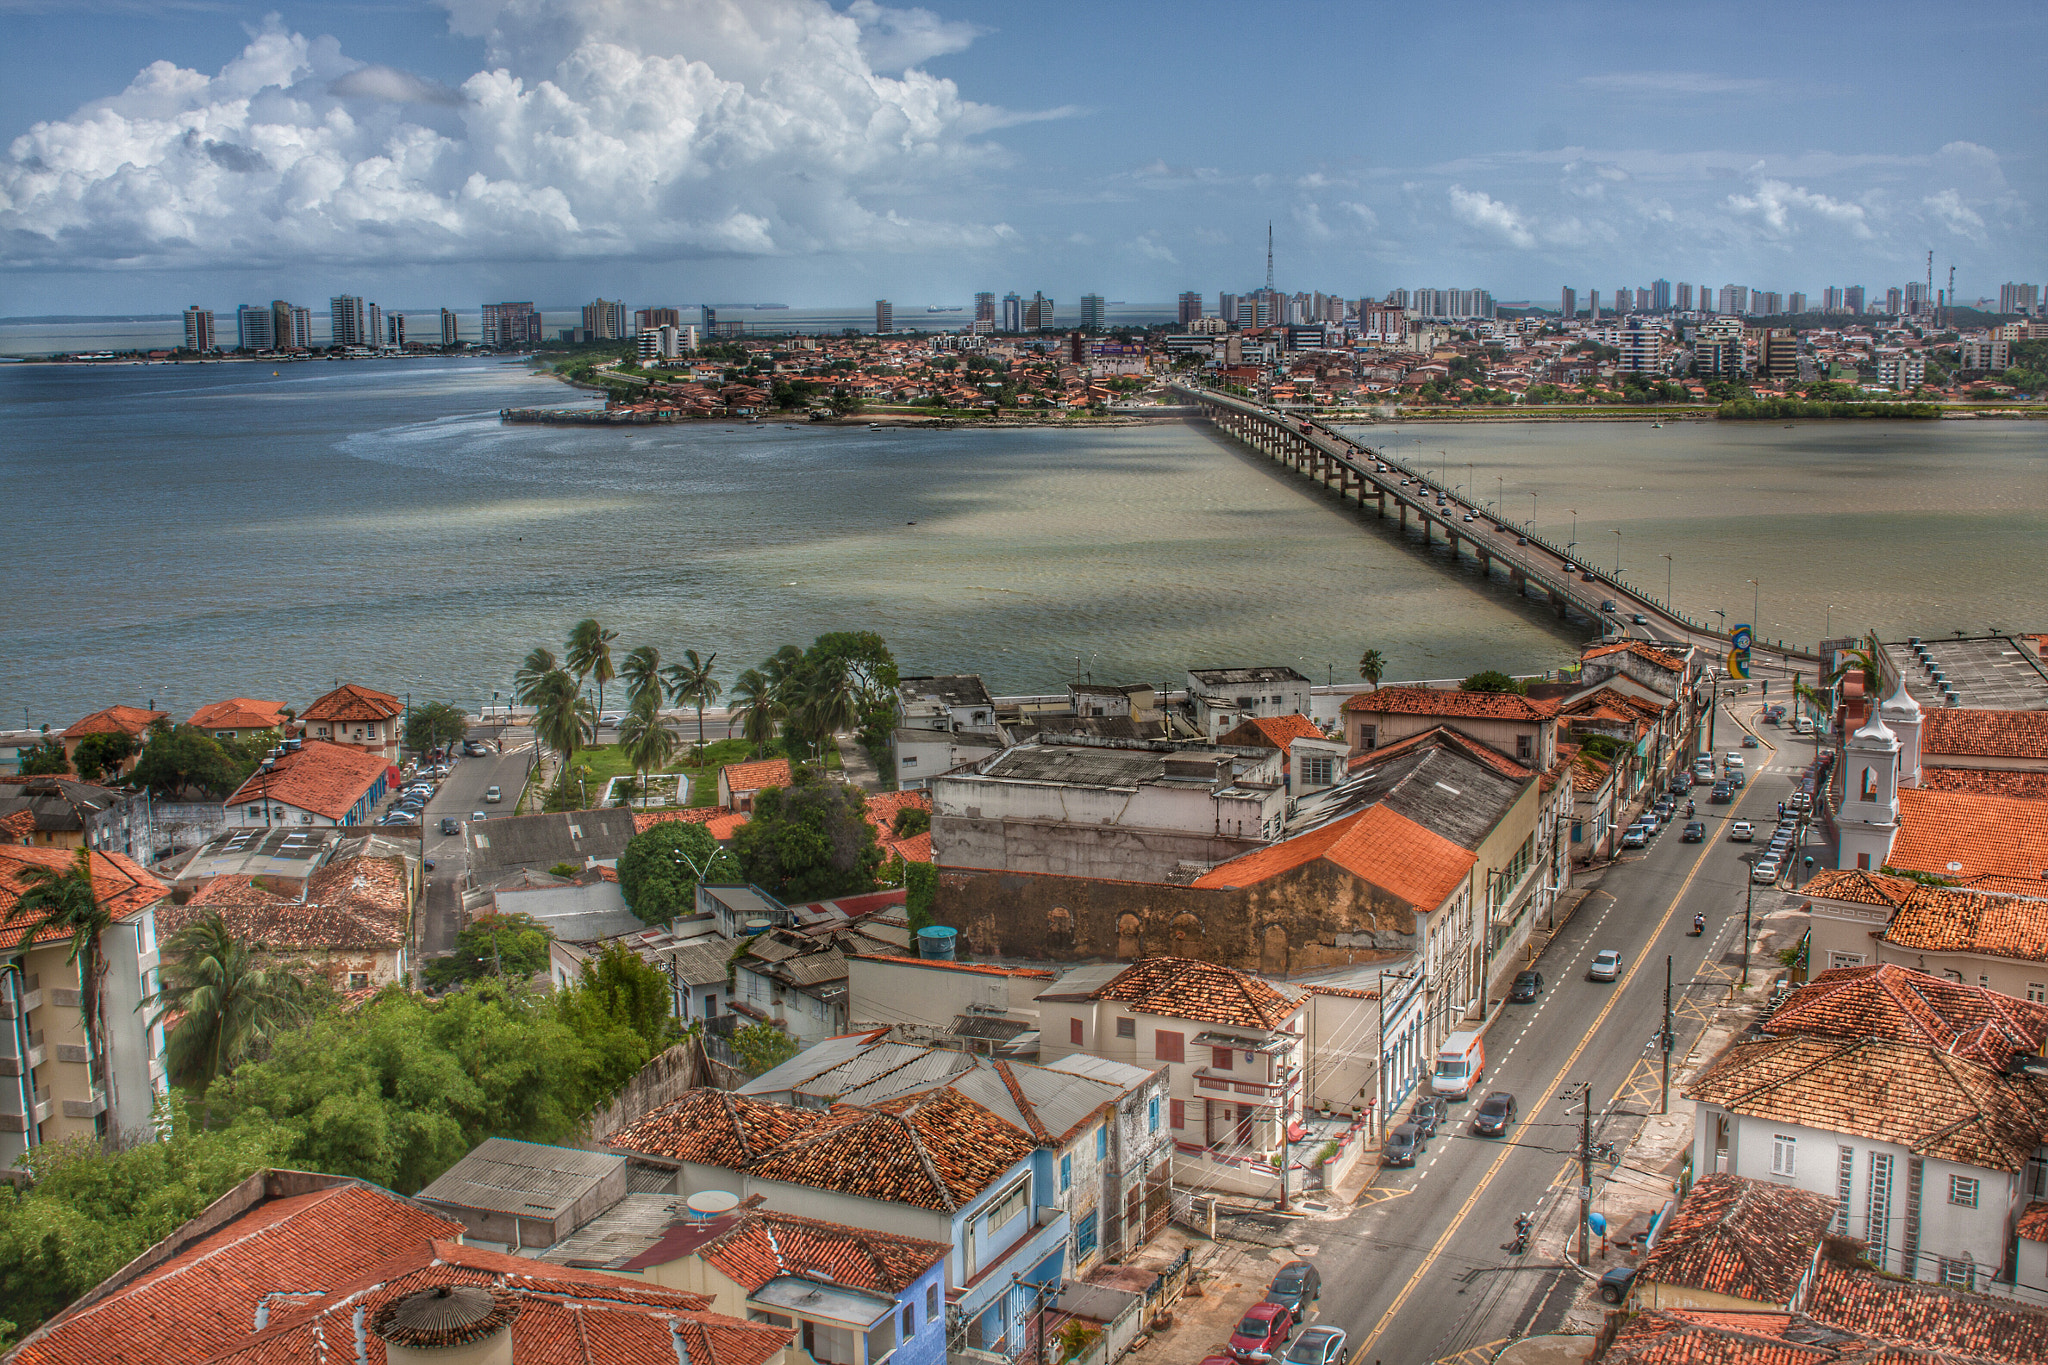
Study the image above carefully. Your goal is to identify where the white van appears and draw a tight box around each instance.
[1794,717,1814,736]
[1432,1030,1486,1099]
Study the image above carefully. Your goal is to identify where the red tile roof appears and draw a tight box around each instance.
[625,1206,946,1290]
[1635,1175,1833,1308]
[1766,964,2048,1069]
[1081,955,1302,1030]
[859,955,1052,979]
[1802,1258,2048,1364]
[1192,801,1476,912]
[297,683,402,725]
[1357,722,1535,782]
[223,740,389,821]
[1800,868,1921,908]
[1890,787,2048,881]
[60,705,166,740]
[187,699,288,732]
[1921,766,2048,800]
[0,809,34,842]
[634,806,751,840]
[722,758,793,793]
[884,829,933,864]
[747,1087,1036,1212]
[1341,684,1558,722]
[1581,639,1687,673]
[1922,708,2048,762]
[2020,1201,2048,1244]
[1880,886,2048,966]
[608,1089,839,1169]
[163,854,410,955]
[1215,714,1325,749]
[0,847,167,944]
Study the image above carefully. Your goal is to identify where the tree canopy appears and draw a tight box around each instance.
[1459,670,1528,695]
[127,724,262,798]
[616,822,740,924]
[729,766,882,902]
[403,701,470,753]
[424,911,554,989]
[15,739,67,777]
[554,942,676,1054]
[70,732,137,783]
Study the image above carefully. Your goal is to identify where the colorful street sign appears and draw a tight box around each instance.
[1728,648,1751,680]
[1731,624,1753,650]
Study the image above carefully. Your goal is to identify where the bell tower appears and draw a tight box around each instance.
[1837,708,1901,871]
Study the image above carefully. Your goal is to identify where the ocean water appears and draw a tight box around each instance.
[1,356,2042,726]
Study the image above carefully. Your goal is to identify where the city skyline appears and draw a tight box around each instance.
[1,1,2042,316]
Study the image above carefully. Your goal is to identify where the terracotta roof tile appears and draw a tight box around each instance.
[1801,868,1922,908]
[625,1207,946,1291]
[607,1089,839,1169]
[1687,1034,2048,1172]
[1581,639,1687,673]
[1803,1259,2048,1364]
[0,847,168,943]
[297,683,403,725]
[1921,767,2048,800]
[1083,955,1302,1030]
[859,955,1052,979]
[722,758,793,793]
[2019,1201,2048,1244]
[1765,964,2048,1069]
[1214,714,1325,749]
[1889,788,2048,881]
[746,1087,1035,1212]
[1880,887,2048,965]
[1636,1175,1834,1307]
[187,699,288,732]
[1341,684,1558,722]
[1599,1310,1847,1364]
[1355,723,1534,782]
[633,806,751,840]
[1192,802,1476,912]
[60,705,166,740]
[223,740,389,821]
[162,854,411,954]
[0,809,35,842]
[1922,709,2048,762]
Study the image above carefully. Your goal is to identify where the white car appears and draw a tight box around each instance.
[1724,753,1745,770]
[1693,759,1716,781]
[599,712,624,727]
[1730,821,1754,841]
[1752,858,1781,884]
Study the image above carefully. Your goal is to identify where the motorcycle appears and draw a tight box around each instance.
[1690,914,1706,937]
[1505,1211,1534,1255]
[1685,800,1695,817]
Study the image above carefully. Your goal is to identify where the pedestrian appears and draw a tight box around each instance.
[1777,801,1785,818]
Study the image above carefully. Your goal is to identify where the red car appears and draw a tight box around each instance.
[1228,1302,1293,1362]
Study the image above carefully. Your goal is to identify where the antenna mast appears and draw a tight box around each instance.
[1947,264,1956,326]
[1266,223,1274,294]
[1926,250,1934,323]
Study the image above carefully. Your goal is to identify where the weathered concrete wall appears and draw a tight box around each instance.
[579,1039,709,1147]
[932,860,1419,974]
[935,814,1264,885]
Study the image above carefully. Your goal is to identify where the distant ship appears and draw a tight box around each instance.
[754,303,789,310]
[926,305,963,313]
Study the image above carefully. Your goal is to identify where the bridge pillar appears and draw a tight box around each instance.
[1399,502,1408,533]
[1548,588,1569,618]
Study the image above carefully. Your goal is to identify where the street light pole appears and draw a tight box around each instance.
[1612,528,1622,575]
[1663,554,1673,610]
[1742,864,1755,988]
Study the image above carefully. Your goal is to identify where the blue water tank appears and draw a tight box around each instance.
[917,926,958,961]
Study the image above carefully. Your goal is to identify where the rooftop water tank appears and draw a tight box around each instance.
[686,1190,740,1222]
[917,926,958,961]
[743,918,772,936]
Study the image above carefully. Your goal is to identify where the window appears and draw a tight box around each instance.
[1516,734,1533,761]
[903,1303,915,1337]
[1835,1146,1855,1233]
[1060,1154,1071,1192]
[1830,953,1866,971]
[705,993,718,1018]
[1070,1019,1083,1045]
[1359,725,1377,750]
[1856,853,1871,870]
[926,1284,939,1321]
[1116,1017,1135,1038]
[1939,1255,1976,1291]
[1169,1099,1185,1129]
[1302,755,1333,786]
[1097,1125,1108,1160]
[1979,975,1992,990]
[984,1181,1029,1235]
[1076,1209,1098,1258]
[1155,1030,1185,1063]
[1212,1047,1234,1071]
[2030,984,2047,1004]
[1949,1175,1979,1208]
[1148,1096,1161,1132]
[348,972,369,991]
[900,756,916,767]
[1771,1133,1797,1178]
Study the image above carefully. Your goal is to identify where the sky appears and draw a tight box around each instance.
[0,0,2041,316]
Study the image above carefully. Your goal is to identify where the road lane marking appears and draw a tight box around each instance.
[1347,777,1746,1365]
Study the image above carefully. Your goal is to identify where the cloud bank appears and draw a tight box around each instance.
[0,0,1026,272]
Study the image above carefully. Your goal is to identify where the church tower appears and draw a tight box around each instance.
[1879,676,1924,790]
[1837,706,1901,871]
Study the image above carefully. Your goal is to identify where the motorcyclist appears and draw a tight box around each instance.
[1686,799,1695,817]
[1694,913,1706,935]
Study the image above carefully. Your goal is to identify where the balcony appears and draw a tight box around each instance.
[0,1039,46,1077]
[0,987,41,1020]
[54,1043,90,1065]
[49,987,83,1010]
[136,947,161,976]
[62,1090,107,1120]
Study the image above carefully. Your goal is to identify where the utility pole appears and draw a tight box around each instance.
[1662,956,1673,1115]
[1742,867,1755,988]
[1577,1082,1593,1267]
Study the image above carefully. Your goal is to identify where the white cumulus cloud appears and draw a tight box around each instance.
[1722,178,1873,239]
[0,0,1031,272]
[1446,184,1534,248]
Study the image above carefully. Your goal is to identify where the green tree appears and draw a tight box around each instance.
[728,1021,800,1076]
[127,725,245,798]
[402,701,470,754]
[903,860,937,934]
[891,806,931,838]
[620,644,664,711]
[729,766,882,902]
[15,739,67,776]
[566,618,620,716]
[616,821,739,923]
[554,941,676,1054]
[531,671,596,767]
[424,911,555,989]
[662,649,723,754]
[144,913,318,1096]
[9,848,114,1074]
[70,731,137,783]
[1357,648,1387,688]
[728,667,784,755]
[514,646,561,706]
[618,694,679,795]
[1459,670,1528,695]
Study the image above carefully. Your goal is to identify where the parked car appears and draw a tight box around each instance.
[440,816,461,835]
[1381,1122,1425,1168]
[1281,1327,1347,1365]
[1509,970,1544,1003]
[1752,858,1781,884]
[1264,1261,1321,1323]
[1411,1096,1446,1137]
[1470,1091,1517,1137]
[1682,821,1705,842]
[599,712,624,727]
[1589,949,1623,982]
[1229,1303,1294,1362]
[1621,827,1647,849]
[1730,821,1754,841]
[1599,1266,1638,1304]
[381,811,417,825]
[485,786,502,803]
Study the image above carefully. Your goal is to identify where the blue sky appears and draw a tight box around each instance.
[1,0,2040,315]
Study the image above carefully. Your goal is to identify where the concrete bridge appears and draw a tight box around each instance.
[1173,384,1820,667]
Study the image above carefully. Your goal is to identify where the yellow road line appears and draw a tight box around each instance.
[1349,766,1759,1364]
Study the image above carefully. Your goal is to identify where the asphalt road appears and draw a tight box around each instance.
[1294,699,1827,1365]
[415,726,537,959]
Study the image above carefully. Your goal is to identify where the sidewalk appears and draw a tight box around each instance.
[833,730,886,793]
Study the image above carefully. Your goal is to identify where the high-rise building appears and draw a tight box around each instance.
[1177,291,1203,326]
[1614,286,1633,314]
[1959,337,2010,371]
[1617,317,1664,373]
[440,308,460,346]
[1717,284,1748,316]
[1024,293,1055,331]
[1001,292,1024,333]
[1560,286,1577,320]
[634,307,681,332]
[1885,287,1903,316]
[1588,289,1601,321]
[1843,286,1865,314]
[1756,329,1797,379]
[235,304,273,351]
[329,295,366,348]
[1651,279,1673,312]
[480,301,542,349]
[183,306,215,352]
[1692,315,1746,377]
[874,300,893,334]
[1904,281,1929,316]
[1079,294,1106,331]
[291,306,312,349]
[1676,282,1694,313]
[1754,292,1782,317]
[1822,287,1844,313]
[1217,292,1239,329]
[1786,292,1807,316]
[976,292,997,325]
[387,313,405,348]
[271,300,295,350]
[1999,283,2039,316]
[366,303,385,349]
[582,299,627,340]
[638,325,682,361]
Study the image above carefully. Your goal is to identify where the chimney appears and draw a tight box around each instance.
[371,1285,519,1365]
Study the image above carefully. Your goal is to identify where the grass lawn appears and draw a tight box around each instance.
[557,737,836,810]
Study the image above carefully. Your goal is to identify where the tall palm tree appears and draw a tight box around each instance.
[10,848,113,1070]
[662,649,722,753]
[532,670,596,764]
[760,645,811,752]
[566,619,619,716]
[1358,649,1387,689]
[621,644,664,712]
[796,654,857,749]
[514,646,561,707]
[142,913,313,1094]
[618,694,679,797]
[728,668,784,756]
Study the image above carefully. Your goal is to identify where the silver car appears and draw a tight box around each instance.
[1589,949,1623,981]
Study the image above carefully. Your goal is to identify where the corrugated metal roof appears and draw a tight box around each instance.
[1045,1053,1157,1089]
[415,1138,621,1220]
[533,1193,685,1269]
[1034,964,1126,1001]
[738,1034,887,1097]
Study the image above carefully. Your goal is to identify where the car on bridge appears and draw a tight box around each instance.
[1633,613,1648,625]
[1601,599,1620,612]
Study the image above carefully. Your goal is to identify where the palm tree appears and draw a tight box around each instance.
[532,670,596,764]
[514,646,560,707]
[728,668,784,756]
[566,618,619,716]
[796,654,857,750]
[10,848,113,1071]
[618,694,679,797]
[662,649,722,753]
[1358,649,1387,689]
[621,644,664,712]
[143,913,313,1094]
